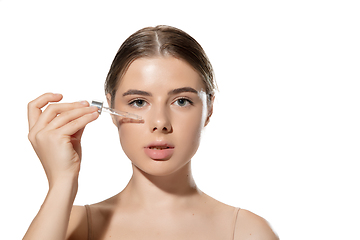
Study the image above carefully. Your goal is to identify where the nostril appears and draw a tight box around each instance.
[152,126,171,133]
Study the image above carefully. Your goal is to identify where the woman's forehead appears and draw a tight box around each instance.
[117,57,206,93]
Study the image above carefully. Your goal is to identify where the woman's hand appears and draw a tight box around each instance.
[28,93,99,186]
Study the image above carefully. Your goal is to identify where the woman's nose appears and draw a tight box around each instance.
[149,106,172,133]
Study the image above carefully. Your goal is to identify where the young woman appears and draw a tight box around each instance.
[24,25,278,240]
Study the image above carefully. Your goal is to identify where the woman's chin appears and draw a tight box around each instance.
[131,158,191,177]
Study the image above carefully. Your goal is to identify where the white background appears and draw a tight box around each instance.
[1,0,359,239]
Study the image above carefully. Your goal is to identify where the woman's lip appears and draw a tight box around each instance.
[144,147,174,160]
[144,141,175,160]
[145,141,175,149]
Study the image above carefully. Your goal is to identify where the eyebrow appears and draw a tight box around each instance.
[168,87,198,95]
[122,87,198,97]
[122,89,152,97]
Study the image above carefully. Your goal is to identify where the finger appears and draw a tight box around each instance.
[28,93,63,130]
[72,126,86,142]
[46,106,98,130]
[58,111,99,136]
[32,101,90,133]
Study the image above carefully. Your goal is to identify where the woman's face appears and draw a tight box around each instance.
[108,56,211,176]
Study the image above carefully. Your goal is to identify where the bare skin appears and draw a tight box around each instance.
[24,94,99,240]
[24,57,278,240]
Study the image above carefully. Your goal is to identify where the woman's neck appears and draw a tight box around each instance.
[119,161,201,210]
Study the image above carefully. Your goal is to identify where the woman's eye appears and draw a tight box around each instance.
[174,98,193,107]
[129,99,147,108]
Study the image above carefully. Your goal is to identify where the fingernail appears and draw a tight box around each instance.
[90,105,99,111]
[79,100,89,105]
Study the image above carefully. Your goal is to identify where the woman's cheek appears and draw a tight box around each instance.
[174,111,204,152]
[118,124,143,159]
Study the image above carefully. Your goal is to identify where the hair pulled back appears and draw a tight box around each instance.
[105,25,217,107]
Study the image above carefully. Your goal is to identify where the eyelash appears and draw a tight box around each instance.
[174,97,193,107]
[128,98,194,108]
[128,98,147,108]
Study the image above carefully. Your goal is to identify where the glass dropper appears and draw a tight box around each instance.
[91,100,142,120]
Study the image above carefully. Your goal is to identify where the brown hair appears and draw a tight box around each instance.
[104,25,217,107]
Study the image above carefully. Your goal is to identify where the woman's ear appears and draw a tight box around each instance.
[106,93,112,107]
[106,93,118,127]
[204,95,215,127]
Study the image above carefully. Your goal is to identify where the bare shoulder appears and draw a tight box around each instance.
[65,205,88,240]
[234,209,279,240]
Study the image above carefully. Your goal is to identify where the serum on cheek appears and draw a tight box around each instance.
[91,100,143,121]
